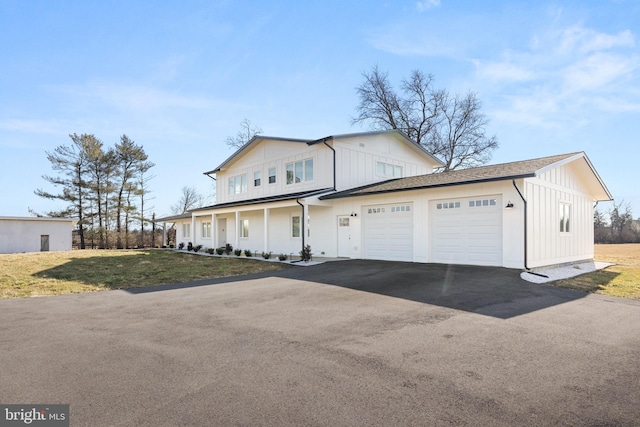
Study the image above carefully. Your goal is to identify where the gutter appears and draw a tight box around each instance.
[512,179,548,278]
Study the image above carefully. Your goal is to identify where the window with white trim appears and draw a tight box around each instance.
[291,215,301,237]
[254,171,261,187]
[376,161,402,178]
[560,202,571,233]
[182,223,191,238]
[286,159,314,184]
[241,219,249,238]
[202,222,211,238]
[268,167,276,184]
[228,174,247,195]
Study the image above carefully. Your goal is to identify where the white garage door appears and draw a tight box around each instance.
[363,203,413,262]
[430,196,502,266]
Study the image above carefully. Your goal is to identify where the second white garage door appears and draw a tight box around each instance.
[363,203,413,262]
[430,196,502,266]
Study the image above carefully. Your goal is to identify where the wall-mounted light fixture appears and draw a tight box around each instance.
[505,201,514,209]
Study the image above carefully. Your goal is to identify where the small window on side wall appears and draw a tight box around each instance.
[560,202,571,233]
[241,219,249,238]
[268,167,276,184]
[291,215,301,238]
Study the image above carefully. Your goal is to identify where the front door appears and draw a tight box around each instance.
[218,218,227,247]
[337,216,351,257]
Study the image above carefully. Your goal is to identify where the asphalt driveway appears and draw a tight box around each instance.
[1,260,639,426]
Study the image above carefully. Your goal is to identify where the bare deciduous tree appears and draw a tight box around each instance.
[225,119,263,150]
[171,186,206,215]
[352,66,498,170]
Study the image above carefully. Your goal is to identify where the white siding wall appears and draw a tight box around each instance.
[333,134,438,191]
[0,218,73,253]
[526,163,595,268]
[216,141,333,205]
[174,219,192,247]
[214,134,440,205]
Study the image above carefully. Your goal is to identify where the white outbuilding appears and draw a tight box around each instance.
[0,217,75,254]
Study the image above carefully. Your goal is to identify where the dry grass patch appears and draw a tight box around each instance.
[0,250,290,299]
[553,244,640,299]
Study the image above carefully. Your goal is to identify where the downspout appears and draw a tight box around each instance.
[511,180,549,278]
[296,198,305,258]
[512,179,530,271]
[321,139,336,191]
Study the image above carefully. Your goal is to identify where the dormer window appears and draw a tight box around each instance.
[286,159,314,185]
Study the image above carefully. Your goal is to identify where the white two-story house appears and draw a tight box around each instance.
[162,130,611,269]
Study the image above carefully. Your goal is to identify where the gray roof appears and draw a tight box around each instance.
[154,212,193,223]
[320,152,609,200]
[192,188,335,212]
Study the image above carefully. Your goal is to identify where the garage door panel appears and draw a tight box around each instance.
[431,196,502,266]
[364,203,413,262]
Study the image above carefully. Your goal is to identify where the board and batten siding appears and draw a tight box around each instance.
[216,141,333,205]
[526,163,595,268]
[333,134,436,191]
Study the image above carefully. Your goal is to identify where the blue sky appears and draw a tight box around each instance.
[1,0,638,219]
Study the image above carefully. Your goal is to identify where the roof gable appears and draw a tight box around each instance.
[205,130,444,175]
[205,135,312,175]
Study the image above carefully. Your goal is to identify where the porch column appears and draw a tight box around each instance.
[234,211,240,249]
[263,208,270,253]
[211,214,218,248]
[191,215,196,244]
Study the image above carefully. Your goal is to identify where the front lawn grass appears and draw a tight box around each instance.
[552,244,640,300]
[0,249,290,299]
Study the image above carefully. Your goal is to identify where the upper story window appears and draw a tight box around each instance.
[286,159,314,185]
[228,174,247,195]
[377,161,402,178]
[268,167,276,184]
[560,202,571,233]
[254,171,261,187]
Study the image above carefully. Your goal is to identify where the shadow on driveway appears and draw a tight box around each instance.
[126,260,589,319]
